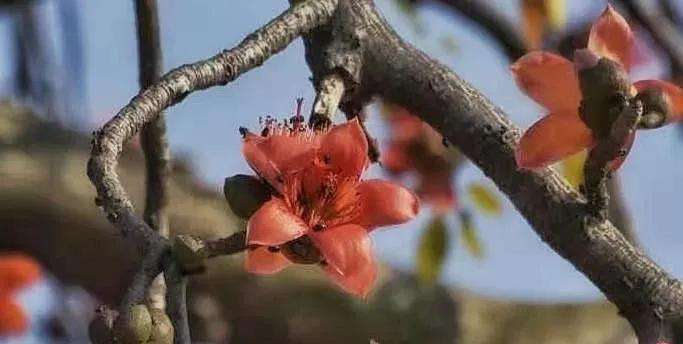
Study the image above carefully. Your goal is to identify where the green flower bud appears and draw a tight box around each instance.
[113,304,152,344]
[148,308,174,344]
[224,174,272,219]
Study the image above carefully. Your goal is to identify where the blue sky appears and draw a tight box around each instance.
[4,1,683,321]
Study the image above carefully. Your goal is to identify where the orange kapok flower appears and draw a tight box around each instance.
[0,254,41,295]
[512,5,683,170]
[239,114,419,297]
[382,106,459,214]
[0,253,41,337]
[0,297,28,336]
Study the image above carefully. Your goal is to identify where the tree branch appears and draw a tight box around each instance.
[299,1,683,341]
[134,0,173,315]
[88,1,338,343]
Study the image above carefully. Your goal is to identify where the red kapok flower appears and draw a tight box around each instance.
[382,106,459,214]
[0,254,40,295]
[0,297,28,336]
[239,115,419,297]
[511,5,683,170]
[0,253,40,337]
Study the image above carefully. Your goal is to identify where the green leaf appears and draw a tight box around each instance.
[467,183,502,216]
[460,211,484,259]
[416,216,450,285]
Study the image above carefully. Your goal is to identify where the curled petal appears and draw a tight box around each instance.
[355,180,419,229]
[309,224,373,276]
[323,256,378,298]
[318,118,369,178]
[516,111,596,169]
[634,80,683,122]
[244,247,291,275]
[0,254,41,294]
[247,198,308,246]
[0,297,27,336]
[510,52,582,112]
[607,131,636,171]
[242,132,316,190]
[588,5,634,70]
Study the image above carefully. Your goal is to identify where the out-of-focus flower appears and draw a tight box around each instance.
[234,112,419,298]
[512,5,683,171]
[382,105,460,214]
[0,253,41,337]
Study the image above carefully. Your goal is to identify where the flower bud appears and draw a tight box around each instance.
[148,308,174,344]
[113,304,152,344]
[224,174,272,219]
[577,57,632,138]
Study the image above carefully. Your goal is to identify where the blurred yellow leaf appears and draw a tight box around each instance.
[521,0,566,49]
[560,150,587,189]
[547,0,566,29]
[460,212,484,259]
[467,183,502,216]
[416,216,449,285]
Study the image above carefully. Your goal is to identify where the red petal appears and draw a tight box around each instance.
[246,198,308,246]
[242,132,316,190]
[588,5,634,70]
[0,254,41,294]
[516,111,596,169]
[0,297,27,336]
[382,142,412,174]
[309,224,372,276]
[244,247,291,275]
[323,257,378,298]
[318,118,369,178]
[510,52,582,113]
[634,79,683,121]
[607,131,636,171]
[355,179,420,229]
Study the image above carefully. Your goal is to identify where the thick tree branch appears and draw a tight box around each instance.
[299,1,683,341]
[134,0,172,315]
[88,1,337,343]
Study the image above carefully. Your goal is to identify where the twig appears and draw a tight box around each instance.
[584,97,642,220]
[617,0,683,75]
[88,1,337,343]
[410,0,527,60]
[310,73,345,127]
[205,231,247,258]
[134,0,172,314]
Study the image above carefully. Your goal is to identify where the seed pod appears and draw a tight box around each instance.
[224,174,272,219]
[148,308,174,344]
[113,304,152,344]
